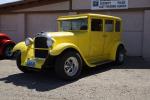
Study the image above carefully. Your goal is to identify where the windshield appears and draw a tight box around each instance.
[60,18,88,31]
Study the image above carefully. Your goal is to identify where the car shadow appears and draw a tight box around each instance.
[0,57,4,60]
[0,70,74,92]
[0,58,15,60]
[0,64,113,92]
[0,57,150,92]
[114,56,150,69]
[81,57,150,78]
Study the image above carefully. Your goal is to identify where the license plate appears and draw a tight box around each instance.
[26,60,36,68]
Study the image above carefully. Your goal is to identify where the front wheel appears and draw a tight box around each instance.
[55,51,83,80]
[16,51,33,73]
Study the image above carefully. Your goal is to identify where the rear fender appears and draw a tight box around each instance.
[1,40,15,47]
[0,40,16,55]
[109,42,125,61]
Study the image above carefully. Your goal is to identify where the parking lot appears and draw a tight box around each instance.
[0,57,150,100]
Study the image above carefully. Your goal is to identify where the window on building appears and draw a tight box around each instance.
[115,20,121,32]
[105,20,114,32]
[91,19,103,31]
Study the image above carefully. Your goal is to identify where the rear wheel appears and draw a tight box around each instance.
[4,44,14,59]
[115,46,126,65]
[55,51,83,80]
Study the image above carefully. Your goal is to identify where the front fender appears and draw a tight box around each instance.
[12,42,27,53]
[50,43,80,56]
[109,42,125,61]
[50,43,95,67]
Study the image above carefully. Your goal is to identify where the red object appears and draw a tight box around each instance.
[0,33,15,58]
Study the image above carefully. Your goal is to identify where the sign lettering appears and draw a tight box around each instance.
[91,0,128,10]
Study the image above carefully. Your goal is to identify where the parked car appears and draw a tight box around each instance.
[0,33,15,59]
[13,13,126,80]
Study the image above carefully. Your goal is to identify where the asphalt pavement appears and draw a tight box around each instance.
[0,57,150,100]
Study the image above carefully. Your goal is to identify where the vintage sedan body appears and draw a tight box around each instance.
[13,13,126,80]
[0,33,15,59]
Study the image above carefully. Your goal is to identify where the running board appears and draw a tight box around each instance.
[91,60,113,66]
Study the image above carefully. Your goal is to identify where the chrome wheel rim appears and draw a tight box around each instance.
[64,57,79,77]
[5,46,13,57]
[119,52,124,62]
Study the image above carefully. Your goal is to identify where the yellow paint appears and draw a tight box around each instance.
[13,13,123,69]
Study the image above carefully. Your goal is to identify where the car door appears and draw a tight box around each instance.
[89,18,105,63]
[103,19,115,56]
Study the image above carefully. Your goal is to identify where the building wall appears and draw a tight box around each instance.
[15,1,69,12]
[0,1,70,42]
[0,0,149,58]
[26,13,68,37]
[143,10,150,59]
[110,11,144,56]
[72,0,150,10]
[0,14,25,42]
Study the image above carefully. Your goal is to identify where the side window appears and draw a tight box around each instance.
[115,20,121,32]
[105,20,114,32]
[61,21,71,31]
[91,19,103,31]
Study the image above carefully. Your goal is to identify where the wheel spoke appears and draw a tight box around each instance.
[64,57,79,77]
[68,68,72,73]
[64,65,70,70]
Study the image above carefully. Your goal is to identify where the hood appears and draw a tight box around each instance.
[34,31,78,48]
[36,32,74,39]
[0,33,10,40]
[47,32,74,38]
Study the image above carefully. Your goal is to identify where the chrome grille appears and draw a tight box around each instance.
[34,37,48,58]
[34,37,48,48]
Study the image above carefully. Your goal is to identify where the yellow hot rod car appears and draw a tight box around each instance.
[13,13,126,80]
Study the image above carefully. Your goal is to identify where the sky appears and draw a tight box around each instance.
[0,0,21,4]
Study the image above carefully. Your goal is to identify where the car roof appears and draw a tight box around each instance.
[58,13,121,20]
[0,33,8,37]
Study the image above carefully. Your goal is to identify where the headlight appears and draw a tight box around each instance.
[47,38,54,48]
[25,38,33,46]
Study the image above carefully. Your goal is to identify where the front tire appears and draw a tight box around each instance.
[16,51,32,73]
[55,51,83,80]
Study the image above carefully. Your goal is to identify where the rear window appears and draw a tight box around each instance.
[115,21,121,32]
[105,20,114,32]
[91,19,103,31]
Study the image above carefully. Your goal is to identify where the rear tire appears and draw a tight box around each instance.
[55,51,83,80]
[4,44,14,59]
[115,47,125,65]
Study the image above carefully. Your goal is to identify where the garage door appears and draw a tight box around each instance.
[27,13,68,37]
[0,14,25,42]
[111,11,144,56]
